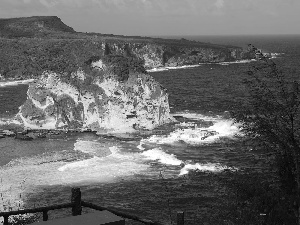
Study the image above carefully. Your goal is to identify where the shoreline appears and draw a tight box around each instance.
[146,60,256,73]
[0,53,282,81]
[146,52,283,72]
[0,79,35,87]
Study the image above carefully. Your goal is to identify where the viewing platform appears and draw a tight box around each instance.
[0,188,184,225]
[30,210,125,225]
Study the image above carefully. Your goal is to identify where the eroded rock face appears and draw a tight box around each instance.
[102,42,249,70]
[16,59,173,133]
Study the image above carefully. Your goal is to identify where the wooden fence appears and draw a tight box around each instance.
[0,188,184,225]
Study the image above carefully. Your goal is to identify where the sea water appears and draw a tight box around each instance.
[1,35,300,224]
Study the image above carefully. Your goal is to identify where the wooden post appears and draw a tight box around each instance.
[3,215,9,225]
[177,211,184,225]
[43,210,49,221]
[71,187,82,216]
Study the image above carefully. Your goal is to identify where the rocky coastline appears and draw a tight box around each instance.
[0,16,259,137]
[0,16,257,81]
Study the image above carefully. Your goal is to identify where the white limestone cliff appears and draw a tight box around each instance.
[16,59,173,133]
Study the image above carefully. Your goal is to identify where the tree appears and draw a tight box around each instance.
[233,55,300,224]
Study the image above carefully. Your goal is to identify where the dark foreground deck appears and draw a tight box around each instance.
[0,188,184,225]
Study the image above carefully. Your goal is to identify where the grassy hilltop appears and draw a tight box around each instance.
[0,16,254,80]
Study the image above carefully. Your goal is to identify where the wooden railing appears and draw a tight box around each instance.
[0,188,184,225]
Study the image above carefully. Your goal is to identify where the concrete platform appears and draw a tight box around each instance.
[31,210,125,225]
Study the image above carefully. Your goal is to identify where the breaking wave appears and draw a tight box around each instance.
[139,147,237,176]
[147,57,269,73]
[141,148,182,166]
[179,163,237,176]
[0,79,34,87]
[147,65,201,73]
[141,113,241,146]
[0,111,241,215]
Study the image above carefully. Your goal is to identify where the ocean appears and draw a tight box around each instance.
[1,35,300,224]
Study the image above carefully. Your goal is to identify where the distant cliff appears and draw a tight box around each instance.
[0,16,75,38]
[0,16,254,80]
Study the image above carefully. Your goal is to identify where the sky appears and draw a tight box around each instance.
[1,0,300,36]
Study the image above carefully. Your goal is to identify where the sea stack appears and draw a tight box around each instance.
[16,55,173,133]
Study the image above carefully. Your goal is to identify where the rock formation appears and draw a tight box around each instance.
[100,42,248,70]
[16,56,173,133]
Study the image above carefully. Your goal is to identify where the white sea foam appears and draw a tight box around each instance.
[142,119,240,146]
[139,147,237,176]
[166,65,201,70]
[57,144,148,179]
[179,163,237,176]
[218,59,256,66]
[270,52,284,59]
[141,148,183,166]
[137,142,145,150]
[57,156,100,172]
[0,141,149,198]
[147,67,169,72]
[0,144,149,217]
[147,65,201,73]
[0,79,35,87]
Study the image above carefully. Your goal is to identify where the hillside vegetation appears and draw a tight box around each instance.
[0,16,254,80]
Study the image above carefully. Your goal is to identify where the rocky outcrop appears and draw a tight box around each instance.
[16,56,173,133]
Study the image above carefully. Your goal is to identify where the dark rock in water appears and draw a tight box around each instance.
[101,133,139,141]
[173,116,184,119]
[223,111,231,119]
[48,130,62,135]
[15,132,33,141]
[24,131,47,139]
[0,129,15,138]
[37,133,47,138]
[173,116,185,122]
[200,130,218,140]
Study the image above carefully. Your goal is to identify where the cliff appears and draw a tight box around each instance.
[0,16,254,80]
[0,16,75,38]
[16,55,173,132]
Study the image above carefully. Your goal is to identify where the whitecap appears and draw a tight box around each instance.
[142,119,240,146]
[179,162,237,176]
[218,59,256,65]
[57,156,100,172]
[56,145,149,183]
[0,79,35,87]
[137,146,238,176]
[147,67,169,72]
[141,148,183,166]
[270,52,284,59]
[147,65,201,73]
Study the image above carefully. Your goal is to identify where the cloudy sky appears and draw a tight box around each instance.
[1,0,300,36]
